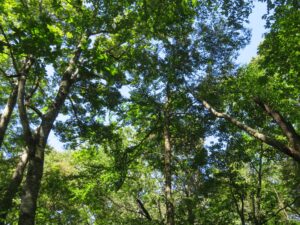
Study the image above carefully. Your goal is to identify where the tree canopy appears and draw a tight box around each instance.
[0,0,299,224]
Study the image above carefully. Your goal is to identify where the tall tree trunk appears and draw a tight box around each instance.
[163,92,175,225]
[0,149,28,225]
[164,122,174,225]
[17,47,81,225]
[0,58,34,223]
[18,141,44,225]
[256,145,263,225]
[0,84,18,148]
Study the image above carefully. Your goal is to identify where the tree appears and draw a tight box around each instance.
[195,0,300,163]
[0,0,197,224]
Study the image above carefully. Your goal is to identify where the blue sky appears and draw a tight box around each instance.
[48,1,267,151]
[237,1,267,64]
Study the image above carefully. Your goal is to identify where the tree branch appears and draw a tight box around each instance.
[136,198,152,221]
[0,68,10,78]
[199,99,300,162]
[254,98,300,151]
[39,42,82,143]
[67,96,83,129]
[17,57,35,149]
[0,148,29,223]
[26,104,44,119]
[262,196,300,224]
[26,78,40,102]
[17,76,33,144]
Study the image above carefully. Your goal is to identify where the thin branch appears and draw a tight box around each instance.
[67,96,82,128]
[0,84,18,149]
[26,104,44,119]
[103,196,141,216]
[41,43,82,137]
[136,198,152,221]
[0,68,9,77]
[262,196,300,224]
[26,78,40,102]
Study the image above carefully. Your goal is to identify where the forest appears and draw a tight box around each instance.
[0,0,299,224]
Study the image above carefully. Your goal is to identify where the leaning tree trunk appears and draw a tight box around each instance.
[0,84,18,148]
[0,85,19,223]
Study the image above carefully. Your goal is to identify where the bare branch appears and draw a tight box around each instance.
[199,99,300,162]
[67,96,82,128]
[17,76,33,145]
[0,148,29,222]
[136,198,152,221]
[255,98,300,151]
[26,104,44,119]
[26,77,40,102]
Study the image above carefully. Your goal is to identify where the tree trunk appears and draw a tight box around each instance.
[0,149,28,225]
[256,146,263,225]
[0,58,34,223]
[240,195,246,225]
[17,47,81,225]
[231,187,245,225]
[18,143,44,225]
[163,106,175,225]
[0,85,18,148]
